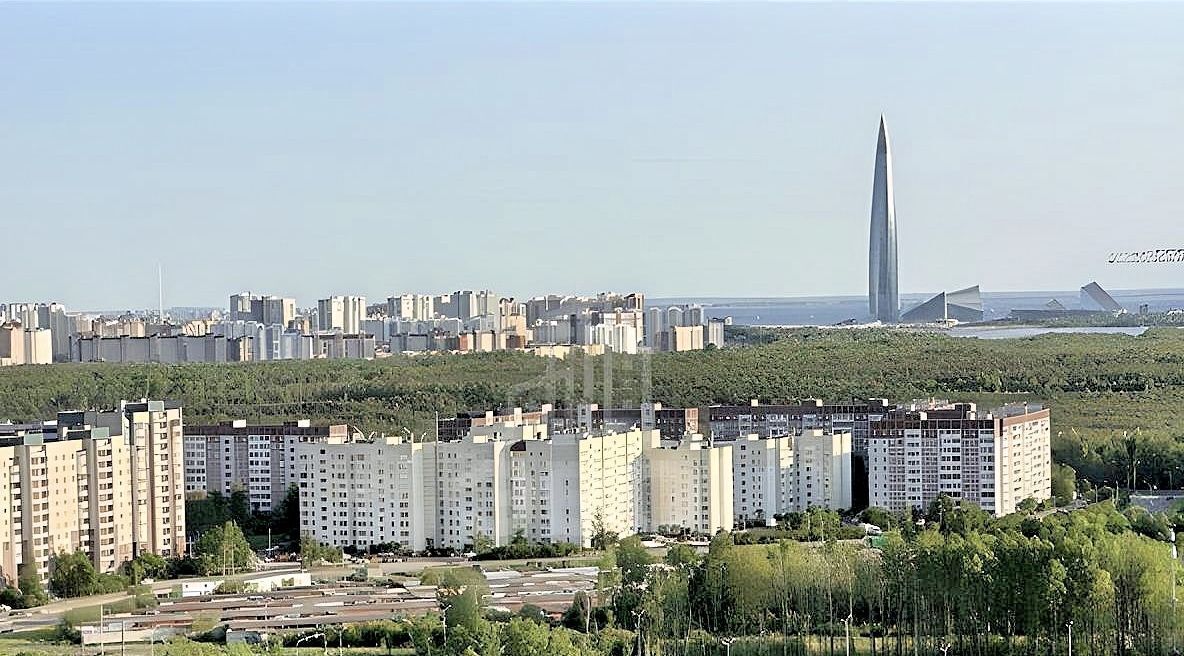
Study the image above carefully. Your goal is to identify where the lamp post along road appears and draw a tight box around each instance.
[1171,528,1178,653]
[295,630,328,656]
[842,614,852,656]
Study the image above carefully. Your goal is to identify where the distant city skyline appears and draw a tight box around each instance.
[2,3,1183,308]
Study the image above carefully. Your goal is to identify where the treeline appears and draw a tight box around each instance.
[278,501,1181,656]
[186,486,300,543]
[596,501,1180,656]
[3,328,1184,489]
[472,531,582,561]
[0,552,169,609]
[8,329,1184,423]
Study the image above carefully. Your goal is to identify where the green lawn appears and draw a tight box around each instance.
[61,596,139,625]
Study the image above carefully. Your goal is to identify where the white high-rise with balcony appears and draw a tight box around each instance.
[867,403,1051,516]
[296,421,736,552]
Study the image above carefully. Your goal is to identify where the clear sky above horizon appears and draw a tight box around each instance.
[2,2,1183,310]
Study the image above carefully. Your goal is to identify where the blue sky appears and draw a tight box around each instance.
[2,3,1182,309]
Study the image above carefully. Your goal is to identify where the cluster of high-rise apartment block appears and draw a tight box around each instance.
[707,398,1051,517]
[1,291,722,366]
[0,400,186,583]
[177,397,1049,554]
[0,393,1048,584]
[289,421,740,552]
[368,291,720,356]
[0,302,72,365]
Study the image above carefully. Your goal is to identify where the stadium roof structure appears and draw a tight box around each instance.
[901,285,984,323]
[1080,282,1124,313]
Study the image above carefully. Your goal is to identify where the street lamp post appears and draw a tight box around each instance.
[1171,529,1179,653]
[1067,620,1073,656]
[841,614,852,656]
[721,637,734,656]
[295,631,327,656]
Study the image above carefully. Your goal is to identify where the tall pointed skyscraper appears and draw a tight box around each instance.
[868,115,899,323]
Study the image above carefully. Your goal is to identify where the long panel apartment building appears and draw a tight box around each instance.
[0,400,185,582]
[183,420,352,511]
[867,402,1051,516]
[708,399,894,508]
[295,420,733,552]
[707,398,895,453]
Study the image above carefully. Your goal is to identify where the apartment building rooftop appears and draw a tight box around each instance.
[0,423,114,449]
[123,399,183,412]
[185,419,351,436]
[707,398,894,416]
[877,401,1047,423]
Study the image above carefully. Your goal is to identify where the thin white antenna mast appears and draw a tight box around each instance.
[157,263,164,323]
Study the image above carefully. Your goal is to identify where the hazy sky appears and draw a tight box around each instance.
[2,3,1182,310]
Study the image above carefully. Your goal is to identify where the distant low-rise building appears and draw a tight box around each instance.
[72,332,374,363]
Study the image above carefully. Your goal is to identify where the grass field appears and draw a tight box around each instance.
[62,597,140,626]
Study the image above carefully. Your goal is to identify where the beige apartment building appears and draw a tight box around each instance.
[732,428,853,526]
[509,428,652,546]
[867,402,1051,516]
[644,435,733,536]
[0,400,185,583]
[292,422,538,553]
[0,322,52,366]
[297,421,735,552]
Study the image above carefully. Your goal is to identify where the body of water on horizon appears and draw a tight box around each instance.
[651,288,1184,328]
